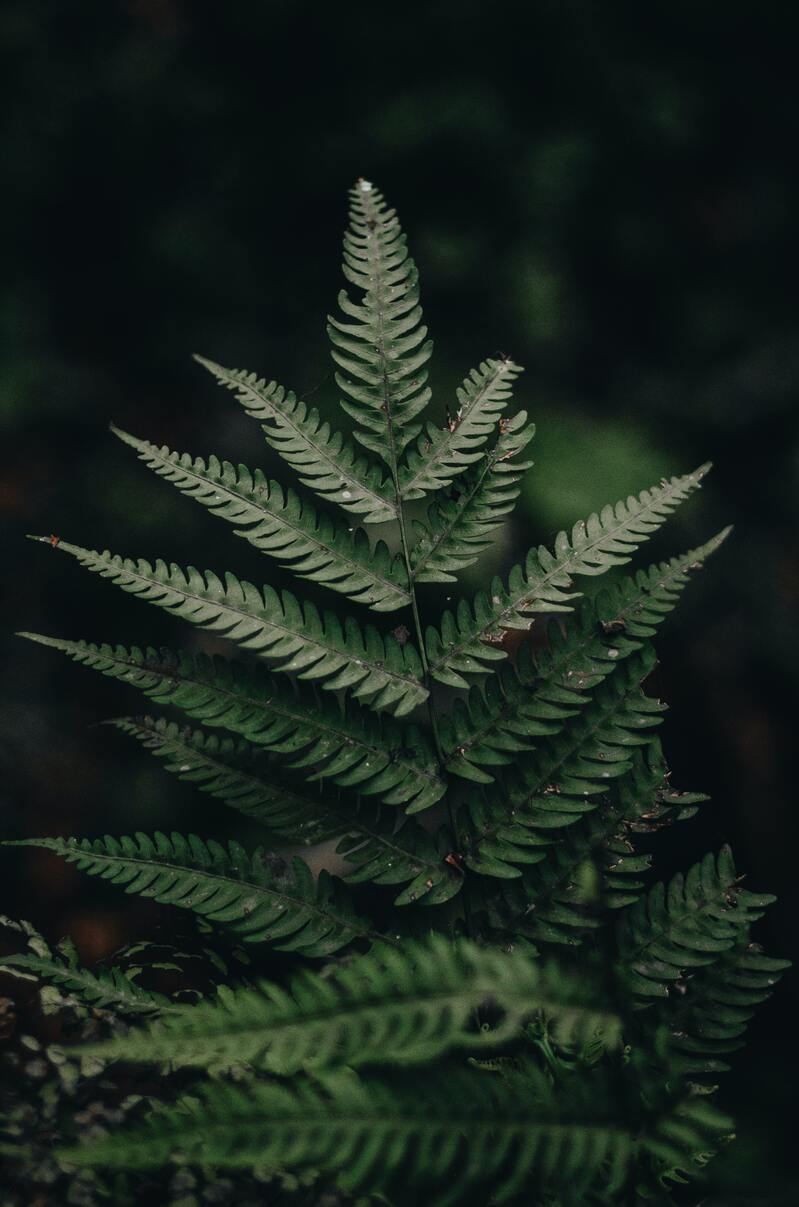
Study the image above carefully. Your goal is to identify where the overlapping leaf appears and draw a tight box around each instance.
[411,410,535,582]
[426,465,711,687]
[111,427,410,611]
[195,356,396,523]
[30,539,427,716]
[461,650,663,879]
[110,715,458,906]
[19,636,445,815]
[486,745,707,947]
[615,848,776,1003]
[76,935,621,1072]
[440,530,730,780]
[400,358,523,499]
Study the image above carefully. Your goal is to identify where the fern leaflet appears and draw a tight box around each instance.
[399,358,523,499]
[5,835,375,956]
[426,465,711,687]
[111,426,410,611]
[615,848,776,1002]
[440,529,730,780]
[18,635,445,813]
[462,650,663,879]
[195,355,397,523]
[29,539,427,716]
[111,715,458,906]
[59,1064,635,1205]
[0,916,173,1016]
[77,935,620,1072]
[412,410,536,582]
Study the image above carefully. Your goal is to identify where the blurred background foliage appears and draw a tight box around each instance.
[1,1,797,1201]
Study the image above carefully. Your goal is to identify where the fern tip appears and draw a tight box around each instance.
[192,353,222,375]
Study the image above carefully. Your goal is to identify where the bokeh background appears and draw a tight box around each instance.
[1,1,797,1200]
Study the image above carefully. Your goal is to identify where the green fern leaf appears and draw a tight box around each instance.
[29,539,427,716]
[59,1064,633,1205]
[662,940,790,1076]
[462,650,663,880]
[426,465,711,687]
[0,916,172,1016]
[328,180,432,467]
[77,935,620,1072]
[643,1094,734,1187]
[399,358,523,499]
[441,529,730,780]
[194,355,397,523]
[18,636,445,813]
[5,835,376,956]
[615,847,777,1003]
[110,715,458,906]
[411,411,536,582]
[107,715,341,838]
[486,744,704,947]
[111,427,410,611]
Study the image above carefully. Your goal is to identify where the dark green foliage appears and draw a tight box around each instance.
[7,182,785,1205]
[8,834,373,956]
[0,916,172,1017]
[76,935,621,1073]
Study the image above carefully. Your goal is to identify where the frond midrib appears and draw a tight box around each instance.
[41,842,377,942]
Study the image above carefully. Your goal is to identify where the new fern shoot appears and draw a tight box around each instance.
[4,180,787,1206]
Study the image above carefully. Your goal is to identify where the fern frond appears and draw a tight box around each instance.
[328,180,432,467]
[18,636,445,814]
[487,744,704,947]
[462,650,663,880]
[615,847,776,1003]
[441,529,730,780]
[593,526,731,638]
[662,940,790,1076]
[111,427,410,612]
[0,916,172,1016]
[107,715,339,838]
[60,1064,633,1206]
[77,935,620,1072]
[194,356,397,523]
[439,641,569,785]
[412,411,536,582]
[399,358,523,499]
[110,715,458,905]
[30,539,427,716]
[644,1093,734,1187]
[6,835,375,956]
[426,465,711,687]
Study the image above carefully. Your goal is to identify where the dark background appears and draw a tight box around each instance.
[1,1,797,1201]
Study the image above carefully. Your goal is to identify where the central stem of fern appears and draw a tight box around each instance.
[358,184,468,914]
